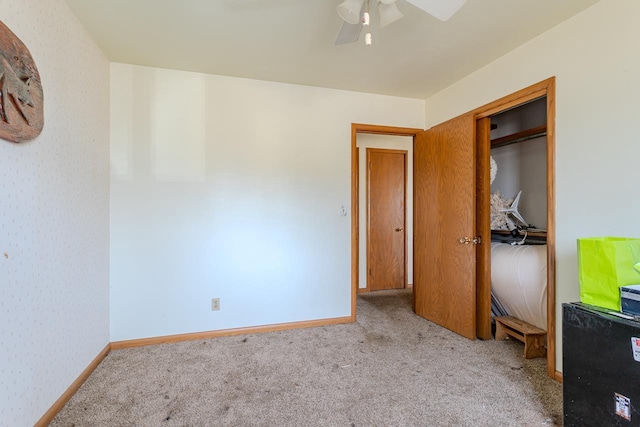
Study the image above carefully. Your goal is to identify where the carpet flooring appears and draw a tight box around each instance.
[51,289,562,426]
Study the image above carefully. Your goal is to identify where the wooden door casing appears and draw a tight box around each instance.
[351,79,557,379]
[475,117,492,340]
[414,114,477,340]
[367,148,407,291]
[350,124,424,320]
[472,78,556,378]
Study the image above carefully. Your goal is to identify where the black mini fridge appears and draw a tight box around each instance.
[563,302,640,426]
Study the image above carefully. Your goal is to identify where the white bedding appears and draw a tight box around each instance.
[491,242,547,331]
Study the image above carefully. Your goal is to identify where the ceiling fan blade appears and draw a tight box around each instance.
[335,20,363,45]
[404,0,466,21]
[379,1,404,28]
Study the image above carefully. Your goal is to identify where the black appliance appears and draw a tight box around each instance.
[563,302,640,426]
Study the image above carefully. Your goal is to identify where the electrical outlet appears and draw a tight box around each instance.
[211,298,220,311]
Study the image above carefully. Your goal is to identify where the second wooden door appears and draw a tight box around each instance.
[367,148,407,291]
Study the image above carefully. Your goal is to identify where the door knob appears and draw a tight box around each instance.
[395,227,404,232]
[459,236,482,245]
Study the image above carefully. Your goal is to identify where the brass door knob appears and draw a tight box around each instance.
[459,236,482,245]
[395,227,404,232]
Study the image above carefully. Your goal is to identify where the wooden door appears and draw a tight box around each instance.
[414,114,477,339]
[476,117,492,340]
[367,148,407,291]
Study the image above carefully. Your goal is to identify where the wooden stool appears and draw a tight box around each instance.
[494,316,547,359]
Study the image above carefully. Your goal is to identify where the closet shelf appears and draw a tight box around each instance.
[492,229,547,238]
[491,125,547,148]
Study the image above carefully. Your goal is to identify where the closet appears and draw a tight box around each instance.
[488,98,549,356]
[490,98,547,237]
[412,77,556,377]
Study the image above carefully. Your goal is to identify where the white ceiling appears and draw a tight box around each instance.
[64,0,601,99]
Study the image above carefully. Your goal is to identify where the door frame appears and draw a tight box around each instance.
[365,147,408,292]
[471,77,557,379]
[350,124,423,320]
[350,77,556,380]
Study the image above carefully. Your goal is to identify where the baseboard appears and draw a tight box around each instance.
[35,316,353,423]
[111,316,354,349]
[35,319,557,423]
[358,286,412,294]
[35,343,111,427]
[554,370,563,383]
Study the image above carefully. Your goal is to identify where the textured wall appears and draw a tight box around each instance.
[110,63,425,342]
[0,1,110,424]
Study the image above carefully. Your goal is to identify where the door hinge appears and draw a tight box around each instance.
[369,268,372,276]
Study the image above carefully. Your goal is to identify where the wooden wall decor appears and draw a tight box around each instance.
[0,20,44,143]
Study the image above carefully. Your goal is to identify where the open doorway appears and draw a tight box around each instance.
[350,124,422,317]
[487,97,549,338]
[473,78,557,379]
[357,136,413,293]
[350,78,556,379]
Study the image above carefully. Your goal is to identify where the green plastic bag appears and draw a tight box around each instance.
[578,237,640,310]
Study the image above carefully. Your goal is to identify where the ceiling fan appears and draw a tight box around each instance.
[335,0,466,45]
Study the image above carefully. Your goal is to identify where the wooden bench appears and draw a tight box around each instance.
[494,316,547,359]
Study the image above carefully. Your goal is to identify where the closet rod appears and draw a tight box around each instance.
[491,125,547,148]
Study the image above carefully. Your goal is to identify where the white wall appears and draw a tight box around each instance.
[110,63,425,341]
[356,134,414,289]
[490,100,547,228]
[491,137,547,229]
[0,0,110,424]
[424,0,640,370]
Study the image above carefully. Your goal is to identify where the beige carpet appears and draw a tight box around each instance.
[52,289,561,426]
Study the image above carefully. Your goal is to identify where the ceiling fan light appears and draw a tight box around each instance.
[379,1,403,27]
[337,0,365,25]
